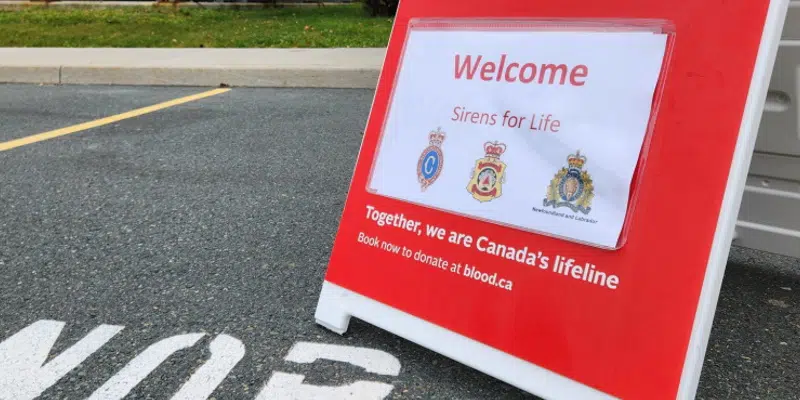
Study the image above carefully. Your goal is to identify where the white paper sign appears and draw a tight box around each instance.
[368,26,668,249]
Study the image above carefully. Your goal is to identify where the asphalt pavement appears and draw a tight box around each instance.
[0,84,798,400]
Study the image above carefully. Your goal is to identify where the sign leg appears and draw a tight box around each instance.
[315,281,353,335]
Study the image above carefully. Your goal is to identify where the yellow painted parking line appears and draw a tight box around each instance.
[0,88,231,152]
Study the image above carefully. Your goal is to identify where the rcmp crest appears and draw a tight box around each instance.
[467,141,507,202]
[417,127,446,191]
[544,150,594,214]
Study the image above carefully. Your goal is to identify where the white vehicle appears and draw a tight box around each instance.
[737,12,800,259]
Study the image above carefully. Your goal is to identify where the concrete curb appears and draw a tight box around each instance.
[0,48,385,88]
[0,66,61,84]
[58,66,381,88]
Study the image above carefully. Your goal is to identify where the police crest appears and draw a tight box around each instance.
[544,150,594,214]
[467,141,507,202]
[417,127,446,191]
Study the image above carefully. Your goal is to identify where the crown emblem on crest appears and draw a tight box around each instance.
[467,141,508,202]
[428,127,446,146]
[417,127,446,191]
[544,150,594,215]
[484,141,507,158]
[567,150,587,169]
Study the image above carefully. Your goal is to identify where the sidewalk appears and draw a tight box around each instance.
[0,48,386,88]
[0,1,349,7]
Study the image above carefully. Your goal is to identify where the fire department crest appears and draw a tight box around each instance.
[417,127,446,191]
[467,141,507,202]
[544,150,594,214]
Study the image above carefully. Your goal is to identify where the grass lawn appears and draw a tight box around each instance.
[0,4,392,48]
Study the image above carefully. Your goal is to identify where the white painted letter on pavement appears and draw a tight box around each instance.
[255,342,401,400]
[88,333,205,400]
[1,321,402,400]
[0,320,124,400]
[255,372,394,400]
[285,342,401,376]
[171,334,245,400]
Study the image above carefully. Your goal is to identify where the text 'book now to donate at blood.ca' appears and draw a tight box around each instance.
[314,1,790,399]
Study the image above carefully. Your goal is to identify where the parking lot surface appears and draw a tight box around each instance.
[0,84,798,399]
